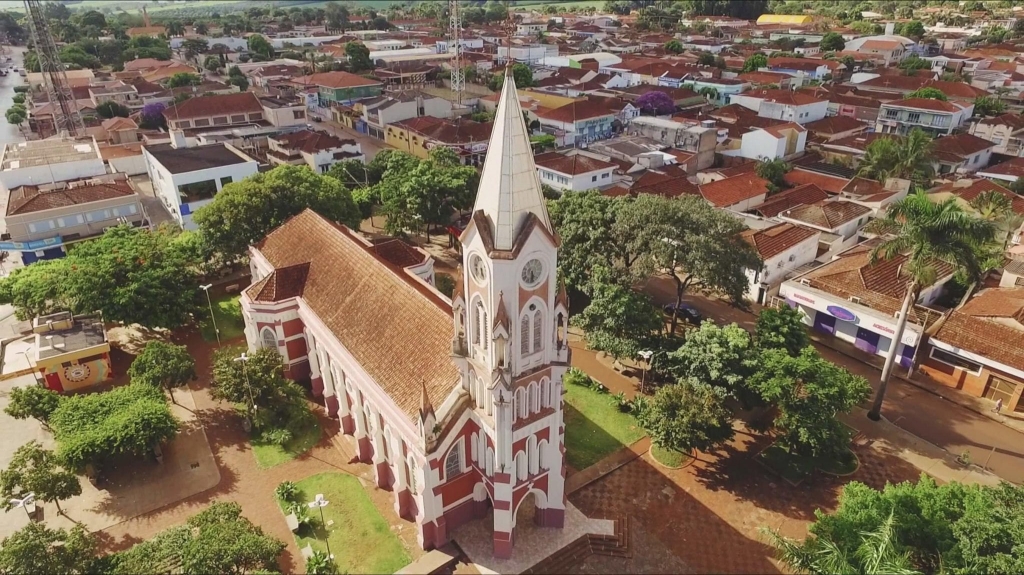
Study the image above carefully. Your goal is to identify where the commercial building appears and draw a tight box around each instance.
[0,137,107,192]
[32,312,112,393]
[143,137,259,230]
[875,98,972,137]
[266,130,363,173]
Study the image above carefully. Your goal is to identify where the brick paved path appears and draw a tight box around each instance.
[97,331,422,573]
[569,425,922,574]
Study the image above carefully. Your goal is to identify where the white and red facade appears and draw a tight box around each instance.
[239,67,568,559]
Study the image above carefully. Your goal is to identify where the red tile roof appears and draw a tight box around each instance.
[7,179,136,216]
[741,223,819,259]
[370,238,428,268]
[163,92,262,120]
[535,99,616,123]
[534,152,616,175]
[803,115,867,136]
[781,200,871,230]
[932,288,1024,371]
[699,172,769,208]
[783,168,851,194]
[930,179,1024,215]
[740,88,825,106]
[931,133,996,163]
[632,175,701,198]
[980,156,1024,180]
[293,71,383,89]
[977,112,1024,129]
[748,183,830,217]
[883,98,961,113]
[272,130,355,154]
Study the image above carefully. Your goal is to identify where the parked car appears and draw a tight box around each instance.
[662,303,703,325]
[311,116,322,123]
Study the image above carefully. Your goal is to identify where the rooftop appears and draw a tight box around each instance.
[882,97,961,113]
[804,115,867,135]
[748,183,830,217]
[979,156,1024,180]
[35,312,108,360]
[699,172,769,208]
[163,92,263,120]
[932,288,1024,371]
[741,223,819,259]
[534,151,617,175]
[781,199,871,230]
[145,143,253,174]
[1,138,100,171]
[931,132,996,162]
[271,130,356,154]
[7,176,136,216]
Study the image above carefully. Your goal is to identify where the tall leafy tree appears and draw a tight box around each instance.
[742,53,768,72]
[547,191,629,294]
[756,158,790,194]
[4,385,60,426]
[640,381,734,456]
[864,192,996,420]
[247,34,274,59]
[905,87,947,101]
[345,41,373,71]
[193,165,361,258]
[819,32,845,51]
[668,322,758,405]
[753,348,871,457]
[755,306,809,357]
[0,226,201,329]
[0,441,81,515]
[571,270,663,361]
[0,523,97,575]
[664,39,683,53]
[857,129,934,187]
[973,95,1006,117]
[128,341,196,401]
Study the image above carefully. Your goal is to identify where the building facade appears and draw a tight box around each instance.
[239,68,568,558]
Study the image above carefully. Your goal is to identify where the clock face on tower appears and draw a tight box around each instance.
[470,254,487,283]
[521,258,544,287]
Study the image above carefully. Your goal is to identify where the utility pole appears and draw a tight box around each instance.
[23,0,84,136]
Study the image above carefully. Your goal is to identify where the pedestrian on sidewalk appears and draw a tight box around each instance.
[993,398,1003,413]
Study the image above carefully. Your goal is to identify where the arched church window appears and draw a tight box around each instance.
[407,456,418,494]
[532,309,542,353]
[444,442,463,480]
[520,315,530,355]
[260,327,277,350]
[478,303,489,351]
[472,302,481,346]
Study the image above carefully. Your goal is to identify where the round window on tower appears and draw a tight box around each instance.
[470,254,487,284]
[521,258,544,287]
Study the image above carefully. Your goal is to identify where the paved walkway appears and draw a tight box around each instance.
[96,331,423,573]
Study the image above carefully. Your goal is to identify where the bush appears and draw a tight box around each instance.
[564,367,592,388]
[629,395,651,421]
[13,85,28,93]
[258,426,293,446]
[4,385,61,424]
[612,391,630,412]
[275,480,298,502]
[435,274,456,298]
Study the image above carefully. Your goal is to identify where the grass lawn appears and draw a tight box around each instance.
[651,444,693,469]
[563,383,645,470]
[199,294,245,342]
[251,419,322,469]
[281,472,412,574]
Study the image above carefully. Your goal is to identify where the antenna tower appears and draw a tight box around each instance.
[24,0,84,137]
[448,0,463,106]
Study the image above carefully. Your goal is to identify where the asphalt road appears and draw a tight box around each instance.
[642,274,1024,485]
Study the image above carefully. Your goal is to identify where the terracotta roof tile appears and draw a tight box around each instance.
[245,262,310,303]
[932,312,1024,371]
[251,210,457,420]
[699,172,769,208]
[804,115,867,136]
[163,92,263,120]
[272,130,355,154]
[632,175,701,198]
[741,223,818,259]
[535,99,616,123]
[292,71,383,89]
[7,179,136,216]
[782,168,851,193]
[534,152,616,175]
[842,177,889,197]
[740,88,825,106]
[748,183,829,217]
[931,133,996,162]
[369,238,427,268]
[782,199,871,229]
[931,179,1024,215]
[980,156,1024,180]
[978,113,1024,129]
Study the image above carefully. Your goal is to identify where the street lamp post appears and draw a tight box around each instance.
[233,353,258,430]
[200,283,221,346]
[9,493,34,520]
[308,494,334,559]
[638,350,653,394]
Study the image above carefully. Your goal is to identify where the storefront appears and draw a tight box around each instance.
[780,282,922,368]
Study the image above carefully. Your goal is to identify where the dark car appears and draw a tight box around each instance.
[662,303,703,325]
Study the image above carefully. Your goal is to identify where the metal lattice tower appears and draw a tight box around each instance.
[448,0,463,106]
[24,0,84,137]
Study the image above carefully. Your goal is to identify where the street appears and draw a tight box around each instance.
[316,118,389,162]
[642,274,1024,484]
[0,47,26,338]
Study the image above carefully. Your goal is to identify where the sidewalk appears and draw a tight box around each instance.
[809,332,1024,436]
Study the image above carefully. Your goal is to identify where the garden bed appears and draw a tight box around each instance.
[277,472,411,574]
[199,294,245,342]
[650,445,694,470]
[757,444,860,486]
[251,418,322,469]
[563,379,645,470]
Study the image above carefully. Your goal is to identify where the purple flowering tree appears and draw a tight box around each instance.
[635,91,676,116]
[140,102,167,130]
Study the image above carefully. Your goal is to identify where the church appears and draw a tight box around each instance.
[239,66,570,558]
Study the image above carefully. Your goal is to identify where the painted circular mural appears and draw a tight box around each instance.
[64,364,91,383]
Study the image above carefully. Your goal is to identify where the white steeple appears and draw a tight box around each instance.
[472,66,552,251]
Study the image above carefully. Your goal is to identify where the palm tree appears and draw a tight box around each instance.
[857,129,934,187]
[857,136,900,182]
[763,512,921,575]
[865,191,996,420]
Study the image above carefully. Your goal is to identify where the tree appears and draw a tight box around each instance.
[128,341,196,400]
[766,476,1024,574]
[109,502,285,574]
[903,20,925,39]
[973,95,1006,117]
[755,158,790,193]
[228,75,249,91]
[665,39,683,53]
[125,35,172,61]
[193,165,361,258]
[864,192,997,420]
[195,22,209,36]
[140,102,167,129]
[169,72,202,88]
[0,226,201,329]
[210,347,310,430]
[203,54,222,72]
[4,385,60,426]
[181,38,209,60]
[166,20,185,37]
[905,87,947,101]
[668,322,758,404]
[755,306,808,357]
[488,63,534,91]
[635,91,675,115]
[742,53,768,72]
[697,51,715,66]
[547,191,628,294]
[0,523,97,575]
[899,55,932,71]
[752,347,871,457]
[247,34,274,59]
[345,41,373,71]
[0,441,81,515]
[820,31,845,51]
[49,383,179,471]
[625,195,762,331]
[5,109,24,126]
[571,272,663,361]
[306,550,340,574]
[765,511,920,575]
[96,101,130,119]
[641,381,734,455]
[857,129,934,187]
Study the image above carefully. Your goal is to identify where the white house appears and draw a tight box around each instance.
[741,223,820,304]
[778,199,871,254]
[533,151,617,192]
[0,137,107,192]
[143,135,259,230]
[722,123,808,161]
[267,130,364,173]
[259,96,310,128]
[729,89,829,124]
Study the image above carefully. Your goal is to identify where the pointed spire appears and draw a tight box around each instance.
[492,291,510,331]
[472,64,552,251]
[419,379,435,422]
[556,279,569,309]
